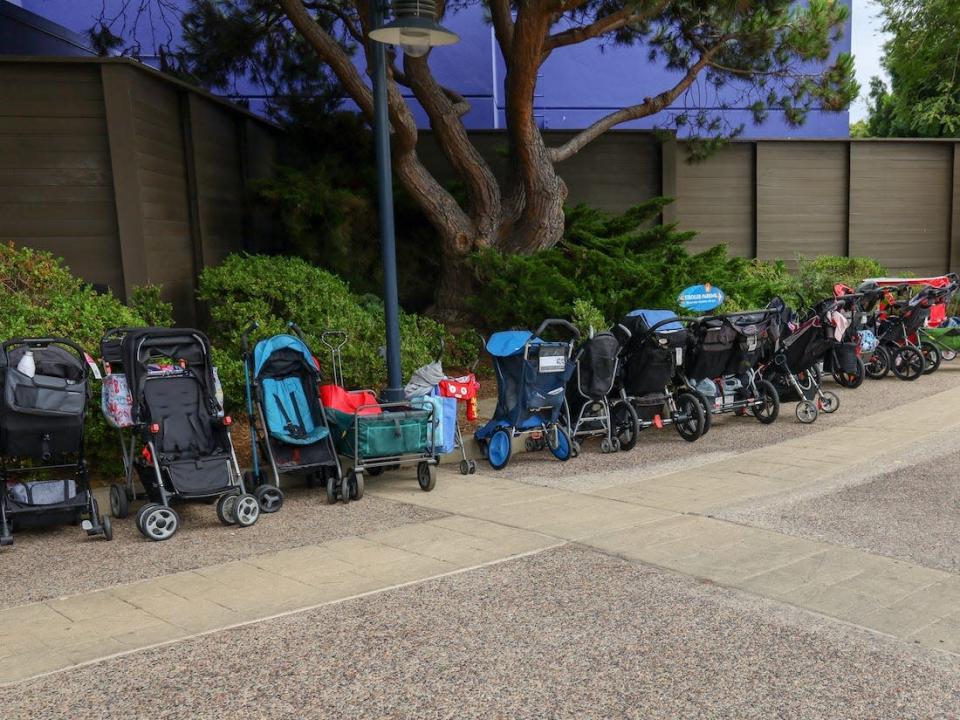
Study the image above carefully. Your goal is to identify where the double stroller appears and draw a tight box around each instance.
[319,332,440,498]
[1,338,111,547]
[241,323,342,511]
[762,298,841,424]
[476,319,578,469]
[611,310,706,442]
[682,311,781,425]
[100,327,259,540]
[565,330,637,454]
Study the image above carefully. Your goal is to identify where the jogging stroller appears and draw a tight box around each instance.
[100,327,258,541]
[0,338,111,547]
[320,331,439,500]
[872,282,958,380]
[565,330,637,455]
[762,298,840,424]
[475,319,579,470]
[241,322,342,512]
[612,310,706,442]
[682,311,781,425]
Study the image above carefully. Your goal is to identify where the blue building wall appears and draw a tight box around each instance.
[18,0,851,136]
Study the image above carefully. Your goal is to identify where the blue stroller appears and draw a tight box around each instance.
[475,319,579,470]
[241,323,342,510]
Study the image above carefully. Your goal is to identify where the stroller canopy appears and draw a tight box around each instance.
[627,309,684,333]
[254,334,317,379]
[486,331,542,357]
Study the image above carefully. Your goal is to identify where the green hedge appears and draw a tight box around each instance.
[198,254,481,405]
[0,243,172,475]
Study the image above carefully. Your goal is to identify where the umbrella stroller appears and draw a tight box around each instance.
[1,338,111,548]
[475,319,579,470]
[565,330,638,454]
[100,327,258,540]
[241,322,342,511]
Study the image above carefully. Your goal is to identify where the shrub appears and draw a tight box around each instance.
[470,199,797,329]
[197,254,480,404]
[572,299,609,336]
[0,243,166,475]
[128,284,174,327]
[792,255,887,305]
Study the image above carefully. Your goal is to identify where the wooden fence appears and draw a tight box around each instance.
[0,57,281,324]
[420,131,960,276]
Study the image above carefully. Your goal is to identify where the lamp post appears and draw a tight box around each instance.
[368,0,458,402]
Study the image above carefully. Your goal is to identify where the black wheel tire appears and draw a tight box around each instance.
[109,483,129,519]
[326,475,338,504]
[124,484,135,501]
[750,379,780,425]
[612,401,640,451]
[693,391,713,436]
[920,341,941,375]
[865,346,891,379]
[352,471,364,500]
[141,505,180,541]
[796,400,818,424]
[340,475,351,505]
[840,357,866,389]
[674,392,705,442]
[254,485,284,513]
[101,514,113,541]
[459,459,470,475]
[820,390,840,414]
[417,462,437,491]
[892,346,924,381]
[524,437,537,453]
[468,460,478,474]
[216,494,238,525]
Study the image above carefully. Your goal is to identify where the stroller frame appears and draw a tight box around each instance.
[101,327,256,540]
[241,322,342,512]
[0,337,111,548]
[320,331,439,501]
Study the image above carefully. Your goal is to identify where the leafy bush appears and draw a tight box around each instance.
[572,299,609,335]
[792,255,887,306]
[197,254,480,404]
[470,199,797,328]
[128,284,174,327]
[0,243,167,475]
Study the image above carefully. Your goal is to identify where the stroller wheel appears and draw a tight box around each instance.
[468,460,478,474]
[141,505,180,541]
[892,346,924,381]
[109,483,129,519]
[600,437,613,454]
[865,346,891,379]
[796,400,818,424]
[546,426,572,462]
[750,380,780,425]
[673,393,705,442]
[459,459,471,475]
[255,485,284,513]
[920,341,941,374]
[570,441,581,458]
[326,475,338,504]
[612,401,640,451]
[216,494,239,525]
[524,437,537,453]
[610,437,621,452]
[487,429,512,470]
[136,502,159,534]
[351,471,365,500]
[234,494,260,527]
[820,390,840,414]
[101,514,113,541]
[417,461,437,491]
[340,475,351,505]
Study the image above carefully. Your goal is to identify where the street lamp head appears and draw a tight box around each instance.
[368,0,460,55]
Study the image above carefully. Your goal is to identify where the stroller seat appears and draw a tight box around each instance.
[261,376,330,445]
[143,375,226,460]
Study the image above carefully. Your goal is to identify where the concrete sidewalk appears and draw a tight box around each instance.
[3,384,960,685]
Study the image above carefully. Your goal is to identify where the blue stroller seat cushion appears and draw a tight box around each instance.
[261,376,330,446]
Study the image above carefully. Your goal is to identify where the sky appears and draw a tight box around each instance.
[850,0,891,122]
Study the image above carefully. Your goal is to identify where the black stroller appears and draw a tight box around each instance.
[101,327,258,541]
[1,338,111,547]
[565,331,638,455]
[612,310,706,442]
[762,298,840,424]
[683,311,780,425]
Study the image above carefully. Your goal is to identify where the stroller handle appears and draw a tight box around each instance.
[240,321,260,355]
[534,318,581,341]
[2,337,89,363]
[287,321,309,340]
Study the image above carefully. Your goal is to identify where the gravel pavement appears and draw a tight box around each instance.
[488,368,960,490]
[2,545,958,720]
[0,489,443,609]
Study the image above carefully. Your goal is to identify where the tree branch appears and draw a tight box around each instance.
[488,0,515,56]
[548,47,724,162]
[543,0,669,58]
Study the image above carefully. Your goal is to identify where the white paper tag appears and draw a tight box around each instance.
[675,347,683,365]
[539,354,566,373]
[84,352,103,380]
